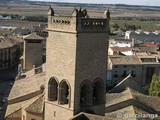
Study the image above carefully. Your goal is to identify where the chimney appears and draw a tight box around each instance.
[132,38,135,47]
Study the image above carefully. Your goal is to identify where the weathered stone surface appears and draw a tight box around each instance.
[45,8,110,120]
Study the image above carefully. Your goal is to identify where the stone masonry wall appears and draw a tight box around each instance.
[74,32,109,115]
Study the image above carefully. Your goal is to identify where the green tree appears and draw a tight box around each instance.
[112,23,120,31]
[149,74,160,96]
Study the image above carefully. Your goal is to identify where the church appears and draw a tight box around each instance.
[45,7,110,120]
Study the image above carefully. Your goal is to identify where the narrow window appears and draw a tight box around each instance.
[80,80,92,106]
[93,78,104,104]
[59,80,70,105]
[48,77,58,101]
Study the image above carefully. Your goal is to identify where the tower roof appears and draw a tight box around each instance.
[108,74,147,94]
[24,33,44,40]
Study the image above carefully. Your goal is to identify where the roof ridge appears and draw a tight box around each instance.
[126,88,136,99]
[114,74,132,86]
[108,74,147,94]
[24,33,44,40]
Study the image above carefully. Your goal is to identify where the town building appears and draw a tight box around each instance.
[0,15,11,20]
[22,33,44,71]
[13,28,32,36]
[108,53,160,86]
[0,36,23,70]
[108,47,140,55]
[109,38,134,47]
[125,31,160,43]
[44,7,110,120]
[143,42,160,51]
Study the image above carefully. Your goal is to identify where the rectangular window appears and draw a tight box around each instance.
[27,40,42,43]
[132,70,136,77]
[122,70,127,77]
[124,65,127,68]
[114,71,118,78]
[114,65,118,68]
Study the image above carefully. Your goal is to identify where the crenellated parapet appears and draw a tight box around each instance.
[79,18,108,32]
[48,5,54,16]
[72,7,88,18]
[48,16,74,32]
[47,7,110,33]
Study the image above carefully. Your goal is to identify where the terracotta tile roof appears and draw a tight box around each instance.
[105,105,160,120]
[70,112,114,120]
[109,55,141,65]
[134,51,148,55]
[138,46,157,53]
[108,75,147,94]
[110,47,140,52]
[105,106,135,119]
[106,88,160,114]
[109,54,160,65]
[26,95,44,114]
[24,33,44,40]
[0,36,23,49]
[106,89,133,108]
[143,42,160,47]
[6,109,22,118]
[8,73,46,100]
[0,30,11,36]
[5,95,42,117]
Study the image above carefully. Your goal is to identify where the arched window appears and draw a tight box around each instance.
[48,77,58,101]
[80,80,92,106]
[59,80,70,105]
[93,78,104,104]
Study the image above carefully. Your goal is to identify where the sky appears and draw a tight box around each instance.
[29,0,160,6]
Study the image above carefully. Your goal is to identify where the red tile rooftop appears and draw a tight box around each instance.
[143,42,160,47]
[110,47,140,52]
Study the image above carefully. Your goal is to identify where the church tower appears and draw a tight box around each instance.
[44,7,110,120]
[23,33,44,71]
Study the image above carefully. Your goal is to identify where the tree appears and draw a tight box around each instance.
[112,23,120,31]
[149,74,160,96]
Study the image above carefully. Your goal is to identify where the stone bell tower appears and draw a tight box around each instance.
[44,7,110,120]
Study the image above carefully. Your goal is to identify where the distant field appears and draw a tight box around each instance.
[0,19,42,28]
[1,2,160,31]
[111,19,160,31]
[1,3,160,17]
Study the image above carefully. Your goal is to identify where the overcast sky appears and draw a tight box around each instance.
[29,0,160,6]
